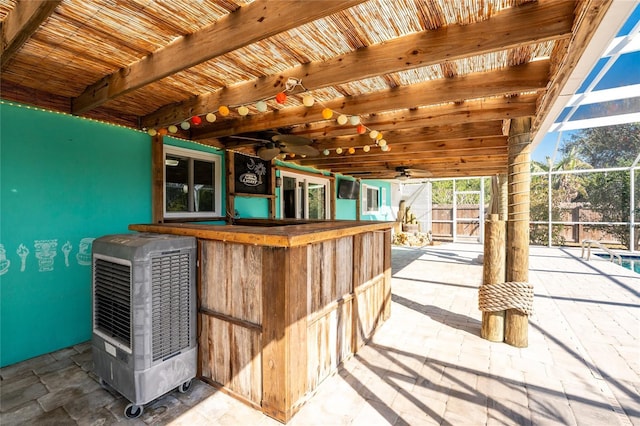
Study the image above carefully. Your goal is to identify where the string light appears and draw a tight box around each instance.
[143,77,391,155]
[302,94,315,107]
[321,108,333,119]
[275,92,287,104]
[1,100,224,153]
[255,101,268,112]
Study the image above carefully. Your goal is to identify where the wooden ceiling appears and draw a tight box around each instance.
[0,0,612,179]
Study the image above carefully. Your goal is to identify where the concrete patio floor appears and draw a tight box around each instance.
[1,243,638,425]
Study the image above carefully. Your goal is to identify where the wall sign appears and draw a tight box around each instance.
[234,153,270,195]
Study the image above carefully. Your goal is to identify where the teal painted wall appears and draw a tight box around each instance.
[335,198,357,220]
[0,104,230,367]
[234,196,269,218]
[361,179,393,221]
[336,176,357,220]
[0,102,154,367]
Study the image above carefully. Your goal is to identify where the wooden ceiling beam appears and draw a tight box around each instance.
[308,155,508,171]
[346,166,508,179]
[289,95,538,138]
[327,161,508,176]
[71,0,366,114]
[315,122,505,149]
[304,139,507,164]
[1,0,62,69]
[299,146,508,168]
[142,0,573,128]
[224,121,504,149]
[192,61,550,140]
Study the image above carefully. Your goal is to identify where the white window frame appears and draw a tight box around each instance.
[279,170,330,219]
[164,145,222,219]
[362,184,380,215]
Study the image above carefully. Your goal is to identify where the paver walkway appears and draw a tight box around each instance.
[1,243,638,425]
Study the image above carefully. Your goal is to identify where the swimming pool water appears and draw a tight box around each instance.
[595,253,640,274]
[621,259,640,274]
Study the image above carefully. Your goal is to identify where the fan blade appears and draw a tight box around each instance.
[272,134,312,146]
[406,168,432,178]
[228,135,270,143]
[257,146,281,161]
[281,144,319,157]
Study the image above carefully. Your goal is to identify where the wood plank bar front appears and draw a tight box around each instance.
[130,220,392,423]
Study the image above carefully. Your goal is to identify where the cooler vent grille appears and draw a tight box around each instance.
[151,252,192,361]
[94,258,131,348]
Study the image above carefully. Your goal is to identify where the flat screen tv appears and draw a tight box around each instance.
[338,179,359,199]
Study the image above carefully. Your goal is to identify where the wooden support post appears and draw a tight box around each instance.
[226,151,235,222]
[269,162,277,219]
[151,134,164,224]
[498,173,508,221]
[505,118,531,348]
[481,213,506,341]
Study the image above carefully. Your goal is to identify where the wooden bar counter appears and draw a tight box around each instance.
[129,219,393,423]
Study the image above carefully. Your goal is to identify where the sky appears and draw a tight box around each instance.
[532,3,640,165]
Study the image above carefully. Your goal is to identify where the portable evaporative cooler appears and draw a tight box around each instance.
[91,233,197,418]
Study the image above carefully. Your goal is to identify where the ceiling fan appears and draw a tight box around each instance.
[229,131,319,161]
[394,166,432,180]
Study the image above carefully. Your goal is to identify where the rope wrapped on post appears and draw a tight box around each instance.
[478,282,534,316]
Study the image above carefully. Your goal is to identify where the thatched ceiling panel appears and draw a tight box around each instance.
[223,43,302,77]
[0,1,16,19]
[394,65,444,86]
[2,53,99,96]
[337,77,392,97]
[342,0,425,43]
[125,0,247,32]
[155,70,225,96]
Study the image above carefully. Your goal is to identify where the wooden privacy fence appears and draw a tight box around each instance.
[432,204,482,240]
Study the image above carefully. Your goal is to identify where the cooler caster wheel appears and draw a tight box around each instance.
[124,403,143,419]
[178,379,192,393]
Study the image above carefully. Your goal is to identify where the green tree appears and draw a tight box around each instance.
[529,155,591,245]
[561,123,639,168]
[559,123,640,249]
